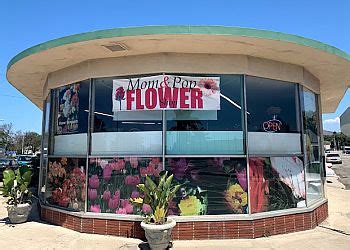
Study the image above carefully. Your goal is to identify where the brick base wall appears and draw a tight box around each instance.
[41,202,328,240]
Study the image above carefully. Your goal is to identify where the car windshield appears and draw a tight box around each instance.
[18,156,32,161]
[327,154,340,157]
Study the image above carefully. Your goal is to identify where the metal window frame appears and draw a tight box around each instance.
[297,84,308,207]
[44,91,56,203]
[316,93,326,199]
[299,86,325,206]
[242,74,251,214]
[42,72,326,219]
[38,94,49,199]
[84,78,94,213]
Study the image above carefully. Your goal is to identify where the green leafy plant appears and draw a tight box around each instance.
[131,171,182,224]
[2,167,32,206]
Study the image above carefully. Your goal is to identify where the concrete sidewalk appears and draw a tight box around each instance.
[0,177,349,250]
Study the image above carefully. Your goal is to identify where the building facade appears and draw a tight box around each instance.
[341,107,350,137]
[7,26,350,239]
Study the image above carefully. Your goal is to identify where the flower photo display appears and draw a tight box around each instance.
[46,157,86,211]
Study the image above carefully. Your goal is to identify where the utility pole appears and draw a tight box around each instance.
[333,131,337,151]
[21,132,25,155]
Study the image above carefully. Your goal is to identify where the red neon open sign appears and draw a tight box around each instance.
[263,116,282,132]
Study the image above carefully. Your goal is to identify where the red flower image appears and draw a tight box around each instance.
[52,188,70,207]
[115,87,125,101]
[198,78,219,96]
[249,158,269,213]
[48,159,86,210]
[140,163,162,177]
[115,86,125,110]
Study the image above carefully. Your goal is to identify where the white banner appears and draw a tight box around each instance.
[112,75,220,112]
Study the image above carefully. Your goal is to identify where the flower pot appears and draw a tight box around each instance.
[7,203,32,224]
[141,219,176,250]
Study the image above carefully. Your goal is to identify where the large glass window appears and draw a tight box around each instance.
[166,75,243,155]
[87,157,162,214]
[92,77,162,155]
[46,157,86,211]
[301,88,323,203]
[53,80,90,155]
[249,156,306,213]
[42,74,326,215]
[165,157,248,215]
[246,76,301,155]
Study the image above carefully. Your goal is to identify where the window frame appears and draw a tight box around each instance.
[39,72,326,218]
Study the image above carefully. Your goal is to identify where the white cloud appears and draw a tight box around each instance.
[323,117,340,124]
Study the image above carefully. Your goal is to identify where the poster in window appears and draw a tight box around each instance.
[57,83,80,134]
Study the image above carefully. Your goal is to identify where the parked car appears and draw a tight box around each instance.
[343,146,350,154]
[17,155,34,167]
[0,158,16,179]
[326,153,342,164]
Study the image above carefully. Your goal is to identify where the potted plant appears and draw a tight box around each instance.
[2,167,32,223]
[131,171,181,250]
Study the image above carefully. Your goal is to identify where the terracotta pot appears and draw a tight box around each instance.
[7,203,32,224]
[141,219,176,250]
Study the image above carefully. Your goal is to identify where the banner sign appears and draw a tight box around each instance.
[112,75,220,112]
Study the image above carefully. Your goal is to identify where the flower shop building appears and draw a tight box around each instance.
[6,26,350,239]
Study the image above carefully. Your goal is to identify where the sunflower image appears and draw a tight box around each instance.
[225,183,248,213]
[178,196,203,216]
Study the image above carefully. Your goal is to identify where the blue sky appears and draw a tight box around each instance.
[0,1,349,133]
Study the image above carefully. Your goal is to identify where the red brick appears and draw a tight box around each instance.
[39,202,329,240]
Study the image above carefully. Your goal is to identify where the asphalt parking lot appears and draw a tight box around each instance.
[330,152,350,190]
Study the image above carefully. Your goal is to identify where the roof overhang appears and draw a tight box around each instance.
[6,26,350,112]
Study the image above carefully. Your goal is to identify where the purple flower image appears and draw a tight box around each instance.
[121,199,133,214]
[116,208,127,214]
[103,164,113,181]
[90,204,101,213]
[142,204,152,214]
[124,175,141,186]
[114,190,120,200]
[131,190,140,199]
[88,188,98,201]
[102,190,111,202]
[108,198,119,210]
[89,174,99,189]
[173,158,188,180]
